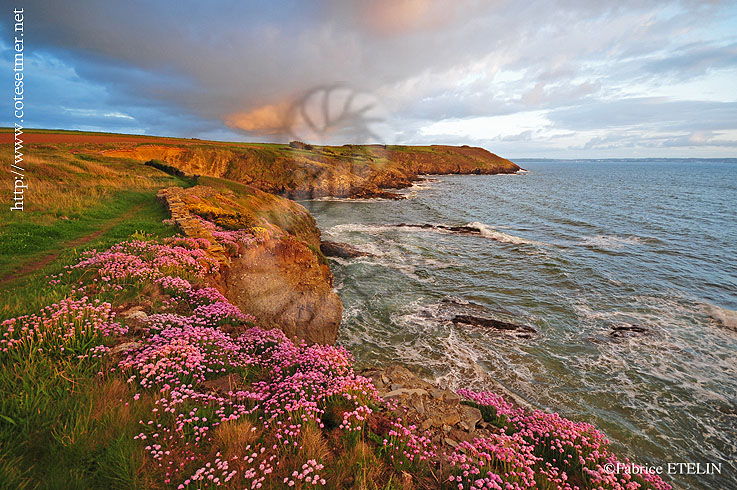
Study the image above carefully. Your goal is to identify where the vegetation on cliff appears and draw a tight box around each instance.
[0,130,670,489]
[7,129,519,199]
[0,212,671,490]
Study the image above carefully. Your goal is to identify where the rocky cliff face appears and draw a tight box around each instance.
[105,143,521,199]
[158,182,342,345]
[223,238,341,345]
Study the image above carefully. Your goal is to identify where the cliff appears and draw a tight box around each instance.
[103,142,521,199]
[157,181,342,345]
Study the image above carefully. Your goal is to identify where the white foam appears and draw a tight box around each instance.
[580,234,646,250]
[328,223,395,234]
[703,303,737,331]
[329,222,544,249]
[466,222,537,245]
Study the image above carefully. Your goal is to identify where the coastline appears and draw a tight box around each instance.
[0,132,682,489]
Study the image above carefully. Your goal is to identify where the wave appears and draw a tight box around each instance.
[466,222,539,245]
[580,234,657,250]
[703,303,737,331]
[329,221,542,246]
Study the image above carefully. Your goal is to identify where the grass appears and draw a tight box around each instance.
[0,181,178,489]
[0,147,181,217]
[0,191,179,321]
[0,140,191,317]
[0,190,169,277]
[0,349,157,489]
[0,145,184,486]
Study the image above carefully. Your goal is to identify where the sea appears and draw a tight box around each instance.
[301,159,737,490]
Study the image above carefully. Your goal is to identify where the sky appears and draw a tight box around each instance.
[2,0,737,158]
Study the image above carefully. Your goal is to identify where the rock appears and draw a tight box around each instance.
[410,394,425,416]
[110,341,141,355]
[201,373,245,394]
[362,363,521,453]
[430,389,445,399]
[125,310,148,322]
[443,390,460,402]
[121,306,147,320]
[449,428,475,444]
[107,144,519,201]
[320,240,373,258]
[383,388,428,399]
[610,324,649,338]
[459,404,482,431]
[224,238,342,345]
[452,314,536,335]
[392,223,483,236]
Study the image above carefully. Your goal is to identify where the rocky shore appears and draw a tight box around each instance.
[0,131,675,489]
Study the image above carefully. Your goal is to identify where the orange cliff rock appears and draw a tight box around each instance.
[105,143,520,199]
[157,184,342,345]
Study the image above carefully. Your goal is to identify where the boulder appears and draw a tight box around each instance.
[609,324,648,338]
[362,364,484,449]
[452,314,536,335]
[320,240,373,259]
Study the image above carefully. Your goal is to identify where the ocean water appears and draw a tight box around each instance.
[301,159,737,490]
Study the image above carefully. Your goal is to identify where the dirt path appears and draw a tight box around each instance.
[0,203,146,287]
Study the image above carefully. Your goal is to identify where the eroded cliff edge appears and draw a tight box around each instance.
[106,143,521,199]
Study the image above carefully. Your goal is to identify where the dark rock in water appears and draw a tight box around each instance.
[609,324,649,338]
[394,223,483,236]
[452,314,536,335]
[320,240,373,259]
[444,225,482,234]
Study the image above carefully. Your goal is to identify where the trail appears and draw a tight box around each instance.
[0,203,145,287]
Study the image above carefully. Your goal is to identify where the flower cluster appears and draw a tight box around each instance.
[194,216,265,254]
[0,297,126,357]
[118,268,378,488]
[455,390,672,490]
[68,239,218,284]
[382,418,436,468]
[284,460,326,487]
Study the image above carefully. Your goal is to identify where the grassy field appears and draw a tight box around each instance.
[0,142,189,274]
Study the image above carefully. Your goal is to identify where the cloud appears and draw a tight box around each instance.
[548,98,737,132]
[4,0,737,156]
[644,41,737,77]
[226,101,292,135]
